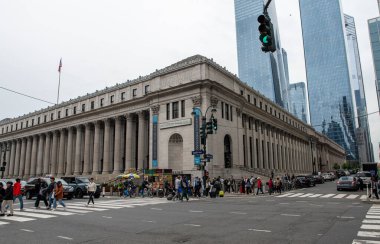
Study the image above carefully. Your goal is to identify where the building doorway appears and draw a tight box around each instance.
[224,135,232,168]
[168,133,183,170]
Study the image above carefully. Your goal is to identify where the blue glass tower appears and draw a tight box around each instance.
[234,0,289,110]
[300,0,358,161]
[369,16,380,114]
[288,82,308,124]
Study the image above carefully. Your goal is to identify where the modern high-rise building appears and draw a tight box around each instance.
[369,16,380,113]
[300,0,358,161]
[288,82,308,124]
[234,0,289,110]
[345,14,374,163]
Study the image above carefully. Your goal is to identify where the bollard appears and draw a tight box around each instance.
[102,187,105,198]
[110,186,113,196]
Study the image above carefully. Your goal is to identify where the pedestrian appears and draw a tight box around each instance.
[194,177,201,198]
[276,177,282,194]
[268,178,273,195]
[230,176,236,193]
[47,177,56,209]
[0,182,5,213]
[53,181,66,211]
[35,178,49,209]
[0,181,14,216]
[256,177,264,195]
[86,178,97,207]
[174,176,181,201]
[13,178,24,211]
[240,177,245,194]
[369,176,379,200]
[181,176,189,202]
[358,177,364,191]
[245,177,251,195]
[164,177,170,197]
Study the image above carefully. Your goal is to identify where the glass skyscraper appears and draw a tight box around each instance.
[369,16,380,113]
[288,82,308,124]
[234,0,289,110]
[300,0,358,161]
[345,14,374,163]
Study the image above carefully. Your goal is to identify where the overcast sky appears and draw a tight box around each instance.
[0,0,379,161]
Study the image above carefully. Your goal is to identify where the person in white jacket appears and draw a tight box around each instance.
[86,178,97,207]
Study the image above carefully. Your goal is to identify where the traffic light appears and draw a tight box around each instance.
[200,126,206,145]
[258,14,276,53]
[206,121,213,135]
[212,118,217,131]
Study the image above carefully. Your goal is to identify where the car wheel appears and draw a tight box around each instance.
[75,189,84,199]
[26,191,32,200]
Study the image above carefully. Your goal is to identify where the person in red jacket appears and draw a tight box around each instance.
[256,177,264,195]
[13,178,24,211]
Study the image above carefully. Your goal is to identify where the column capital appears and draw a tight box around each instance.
[137,110,147,120]
[85,122,93,128]
[94,120,102,128]
[236,108,242,117]
[125,113,135,120]
[103,118,112,125]
[150,105,160,115]
[210,95,219,107]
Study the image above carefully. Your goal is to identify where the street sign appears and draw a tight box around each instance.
[194,157,201,165]
[0,166,5,172]
[192,150,204,155]
[205,154,213,159]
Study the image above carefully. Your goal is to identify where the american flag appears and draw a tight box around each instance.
[58,58,62,73]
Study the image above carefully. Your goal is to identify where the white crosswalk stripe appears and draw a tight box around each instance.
[275,192,366,200]
[309,194,323,198]
[0,221,9,225]
[352,205,380,243]
[320,194,336,198]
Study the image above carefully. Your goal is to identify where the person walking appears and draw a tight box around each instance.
[0,181,14,216]
[194,177,201,198]
[86,178,97,207]
[276,177,282,194]
[268,178,273,195]
[245,177,251,195]
[47,177,56,209]
[174,176,181,201]
[358,177,364,191]
[0,182,5,213]
[256,177,264,195]
[13,178,24,211]
[53,181,66,211]
[231,176,236,193]
[35,178,49,209]
[369,176,379,200]
[181,176,189,202]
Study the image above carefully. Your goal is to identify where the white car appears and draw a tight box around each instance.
[322,173,333,181]
[356,171,372,185]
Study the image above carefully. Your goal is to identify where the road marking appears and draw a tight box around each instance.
[184,224,201,227]
[361,195,369,200]
[266,200,275,202]
[370,206,380,209]
[20,229,34,232]
[55,208,91,214]
[337,216,355,219]
[363,220,380,224]
[353,239,380,244]
[327,202,340,205]
[333,194,346,199]
[189,210,204,213]
[320,194,335,198]
[64,206,107,211]
[0,216,35,222]
[309,204,323,207]
[150,208,163,211]
[288,193,305,198]
[366,215,380,219]
[57,236,73,240]
[21,208,75,216]
[358,231,380,238]
[346,195,359,199]
[281,214,300,217]
[248,229,271,233]
[230,212,247,215]
[299,193,314,198]
[361,225,380,230]
[308,194,323,198]
[279,203,289,205]
[142,220,156,223]
[296,201,308,203]
[276,193,294,198]
[14,211,56,219]
[102,216,112,219]
[366,212,380,215]
[0,221,9,225]
[70,203,122,209]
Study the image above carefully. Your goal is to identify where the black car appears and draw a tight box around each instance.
[61,177,101,199]
[313,175,325,184]
[305,175,316,186]
[24,178,74,200]
[295,176,311,188]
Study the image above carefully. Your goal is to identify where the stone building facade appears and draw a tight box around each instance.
[0,55,346,180]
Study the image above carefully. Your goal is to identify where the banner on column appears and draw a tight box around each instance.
[193,108,201,166]
[152,115,158,168]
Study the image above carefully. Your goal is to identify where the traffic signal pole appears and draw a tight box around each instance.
[264,0,273,14]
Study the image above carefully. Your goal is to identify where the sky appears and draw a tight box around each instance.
[0,0,379,161]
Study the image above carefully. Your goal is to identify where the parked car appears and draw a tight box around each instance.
[355,171,372,185]
[306,175,316,186]
[24,178,74,200]
[295,176,311,188]
[336,170,346,178]
[322,173,334,181]
[3,179,27,194]
[61,177,101,199]
[313,175,325,184]
[337,176,358,191]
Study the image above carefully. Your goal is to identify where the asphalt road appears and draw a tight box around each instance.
[0,181,375,244]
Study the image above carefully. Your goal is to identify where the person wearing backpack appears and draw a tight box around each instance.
[35,178,49,209]
[0,181,14,216]
[181,176,189,202]
[47,177,56,209]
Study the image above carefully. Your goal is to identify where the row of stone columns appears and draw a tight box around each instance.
[0,111,149,179]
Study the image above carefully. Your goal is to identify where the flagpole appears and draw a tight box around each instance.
[57,71,61,105]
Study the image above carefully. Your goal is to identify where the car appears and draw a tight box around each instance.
[355,171,372,185]
[305,175,316,186]
[2,179,27,194]
[336,170,346,178]
[322,173,334,181]
[24,178,74,200]
[337,176,358,191]
[295,176,311,188]
[313,175,325,184]
[61,177,101,199]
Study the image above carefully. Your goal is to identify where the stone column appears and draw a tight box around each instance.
[92,121,101,174]
[113,117,123,174]
[13,139,21,177]
[43,133,51,175]
[8,140,16,178]
[50,132,59,175]
[57,129,66,177]
[24,137,32,177]
[65,127,74,176]
[4,142,10,177]
[19,138,27,178]
[137,111,146,170]
[74,125,83,175]
[102,119,111,174]
[36,134,45,176]
[30,135,38,177]
[83,123,92,175]
[125,114,134,171]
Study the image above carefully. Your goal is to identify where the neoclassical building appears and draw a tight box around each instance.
[0,55,345,180]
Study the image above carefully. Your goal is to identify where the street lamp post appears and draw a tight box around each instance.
[0,143,9,179]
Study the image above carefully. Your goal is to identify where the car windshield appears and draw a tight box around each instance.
[297,176,305,179]
[340,177,352,181]
[45,178,69,186]
[78,178,90,183]
[357,172,371,177]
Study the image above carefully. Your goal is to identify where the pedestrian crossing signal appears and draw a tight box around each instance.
[258,14,276,53]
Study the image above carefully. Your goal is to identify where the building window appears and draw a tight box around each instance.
[270,107,272,114]
[247,95,251,103]
[73,106,77,115]
[121,92,125,101]
[249,137,253,168]
[51,113,54,120]
[166,103,170,120]
[243,135,247,167]
[254,98,257,106]
[100,98,104,107]
[66,109,69,116]
[221,102,224,119]
[248,117,252,130]
[82,104,86,112]
[145,85,150,94]
[240,90,244,95]
[260,102,262,109]
[172,101,179,119]
[20,122,23,129]
[32,119,34,126]
[38,117,41,124]
[225,104,229,120]
[265,104,267,111]
[26,121,28,128]
[242,115,245,128]
[91,101,95,110]
[44,115,47,122]
[181,100,185,117]
[58,111,61,119]
[110,95,114,104]
[230,106,233,121]
[275,110,277,117]
[255,120,258,132]
[133,89,137,97]
[11,125,13,131]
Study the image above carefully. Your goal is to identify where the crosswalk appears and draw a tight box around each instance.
[353,205,380,244]
[276,192,367,200]
[0,198,170,226]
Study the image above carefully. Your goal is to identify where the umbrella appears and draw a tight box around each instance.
[126,173,140,179]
